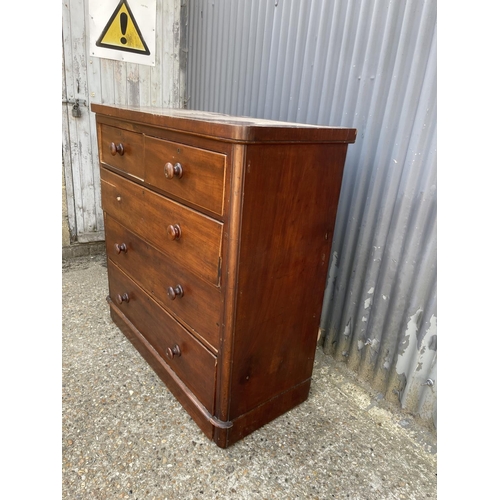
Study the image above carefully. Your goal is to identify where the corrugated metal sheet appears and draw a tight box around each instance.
[186,0,437,426]
[62,0,187,243]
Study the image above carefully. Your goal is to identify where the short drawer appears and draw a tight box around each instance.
[144,136,226,216]
[107,260,217,413]
[105,215,221,350]
[100,124,144,179]
[101,168,223,286]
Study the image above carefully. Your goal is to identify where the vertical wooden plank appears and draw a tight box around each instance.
[179,0,188,107]
[73,0,100,239]
[63,0,102,241]
[114,61,128,106]
[87,50,104,232]
[127,63,141,106]
[162,0,174,106]
[62,34,77,243]
[171,0,181,107]
[150,0,163,106]
[139,65,152,106]
[100,59,116,103]
[172,0,183,106]
[62,0,83,241]
[84,0,105,233]
[161,0,183,107]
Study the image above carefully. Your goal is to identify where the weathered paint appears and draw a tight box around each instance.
[396,309,424,378]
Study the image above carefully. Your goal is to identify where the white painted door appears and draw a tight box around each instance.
[62,0,104,243]
[62,0,185,243]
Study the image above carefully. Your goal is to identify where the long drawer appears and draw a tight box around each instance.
[107,260,217,413]
[105,215,221,351]
[101,168,223,286]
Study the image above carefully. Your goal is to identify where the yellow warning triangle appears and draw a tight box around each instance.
[96,0,150,55]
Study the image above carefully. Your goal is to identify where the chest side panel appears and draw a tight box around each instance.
[228,142,348,420]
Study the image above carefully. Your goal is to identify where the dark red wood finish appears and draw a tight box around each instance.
[228,142,347,419]
[144,136,226,216]
[107,260,217,413]
[93,103,356,448]
[100,168,223,286]
[104,215,222,350]
[100,124,145,179]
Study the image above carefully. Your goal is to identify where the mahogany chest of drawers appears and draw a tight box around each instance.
[92,103,356,448]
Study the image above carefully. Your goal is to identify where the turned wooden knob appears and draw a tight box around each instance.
[164,162,183,179]
[117,292,130,304]
[114,242,128,254]
[166,344,181,359]
[110,142,125,156]
[167,284,184,300]
[167,224,182,240]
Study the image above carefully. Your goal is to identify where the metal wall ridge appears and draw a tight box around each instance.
[186,0,437,428]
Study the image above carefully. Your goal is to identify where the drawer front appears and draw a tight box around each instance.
[101,168,223,286]
[144,136,226,216]
[100,124,144,179]
[107,260,217,413]
[105,215,221,350]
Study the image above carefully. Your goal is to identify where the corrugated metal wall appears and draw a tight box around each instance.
[62,0,187,243]
[186,0,437,427]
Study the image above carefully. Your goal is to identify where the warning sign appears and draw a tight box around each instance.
[96,0,150,55]
[89,0,156,65]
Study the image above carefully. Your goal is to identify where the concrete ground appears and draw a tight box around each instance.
[62,253,437,500]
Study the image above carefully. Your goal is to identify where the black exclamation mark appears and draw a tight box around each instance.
[120,12,128,44]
